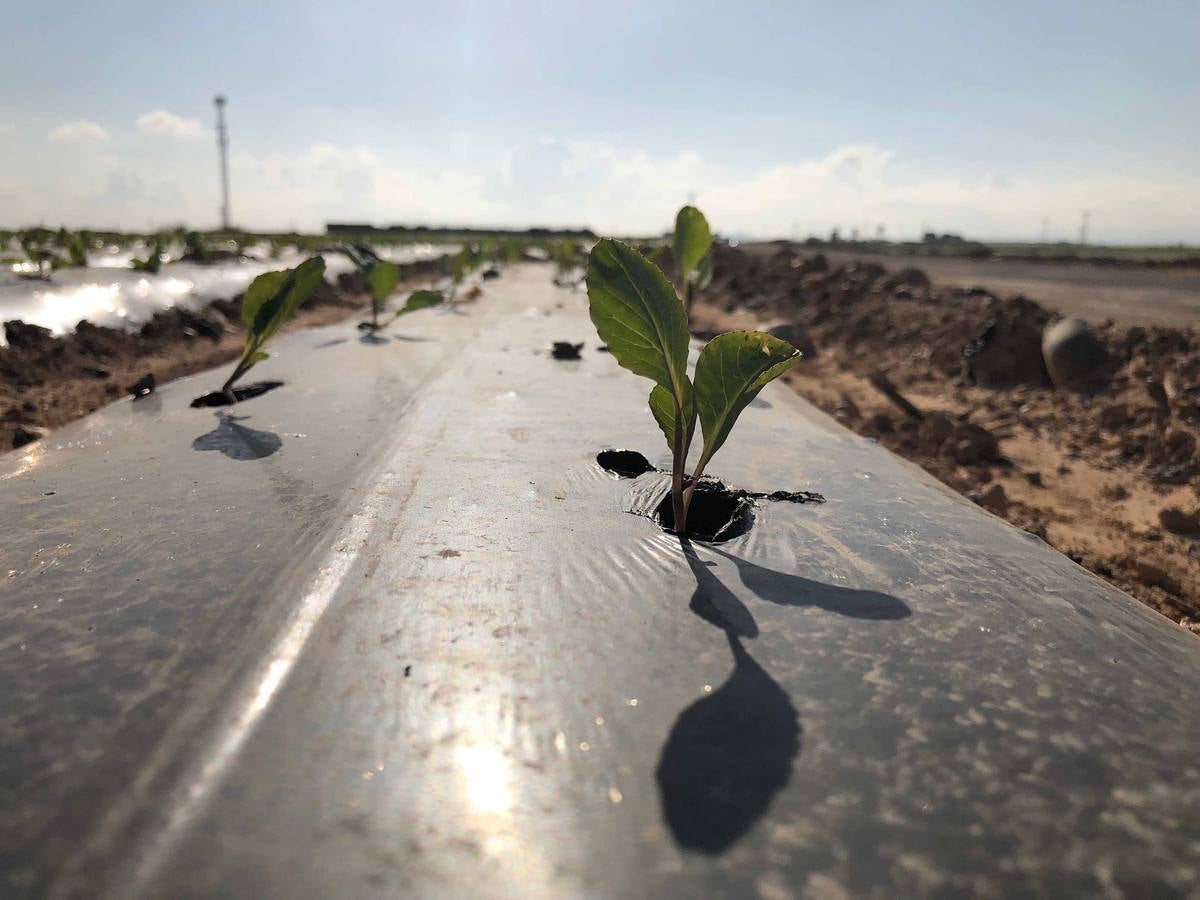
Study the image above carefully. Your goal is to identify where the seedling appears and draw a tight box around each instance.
[450,244,477,297]
[216,257,326,403]
[673,205,713,313]
[19,238,57,280]
[184,230,210,263]
[587,235,800,535]
[365,262,443,331]
[342,246,444,330]
[130,237,165,273]
[552,239,584,286]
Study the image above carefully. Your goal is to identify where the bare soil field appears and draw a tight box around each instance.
[746,244,1200,329]
[690,245,1200,635]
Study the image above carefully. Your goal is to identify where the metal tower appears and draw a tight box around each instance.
[214,95,231,230]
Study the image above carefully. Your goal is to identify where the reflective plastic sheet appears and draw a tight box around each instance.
[2,266,1198,898]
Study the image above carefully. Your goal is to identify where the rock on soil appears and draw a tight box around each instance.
[1042,317,1110,390]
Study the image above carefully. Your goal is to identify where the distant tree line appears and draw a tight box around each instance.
[326,223,597,240]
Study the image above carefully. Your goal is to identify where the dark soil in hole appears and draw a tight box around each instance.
[656,481,754,543]
[127,373,156,399]
[552,341,584,360]
[597,449,656,478]
[190,381,284,408]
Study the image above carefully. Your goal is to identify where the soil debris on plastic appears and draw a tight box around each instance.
[597,449,656,478]
[551,341,584,360]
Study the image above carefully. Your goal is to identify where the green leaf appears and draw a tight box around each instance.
[694,248,713,290]
[250,351,270,363]
[367,261,401,305]
[673,205,712,286]
[649,384,696,456]
[241,270,288,330]
[242,256,326,344]
[693,331,801,472]
[586,238,690,405]
[392,289,443,319]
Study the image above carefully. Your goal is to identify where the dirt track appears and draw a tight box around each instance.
[746,244,1200,328]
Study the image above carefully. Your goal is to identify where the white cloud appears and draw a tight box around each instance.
[46,120,109,143]
[4,131,1199,243]
[136,110,205,139]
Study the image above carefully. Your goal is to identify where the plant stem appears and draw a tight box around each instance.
[220,360,245,403]
[671,398,688,534]
[221,341,256,403]
[684,280,694,315]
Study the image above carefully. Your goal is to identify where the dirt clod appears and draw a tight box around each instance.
[551,341,584,360]
[952,422,1000,465]
[11,425,39,449]
[1159,507,1200,535]
[970,483,1010,515]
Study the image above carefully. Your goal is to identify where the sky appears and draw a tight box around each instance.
[1,0,1197,243]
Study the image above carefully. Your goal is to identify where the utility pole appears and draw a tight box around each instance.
[214,95,231,230]
[1079,210,1090,246]
[1040,217,1050,243]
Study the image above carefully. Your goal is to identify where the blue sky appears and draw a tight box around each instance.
[1,0,1197,242]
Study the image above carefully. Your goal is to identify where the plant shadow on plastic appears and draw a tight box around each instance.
[655,539,912,855]
[192,412,282,461]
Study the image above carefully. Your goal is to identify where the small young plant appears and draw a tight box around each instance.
[587,234,800,535]
[366,261,442,329]
[449,244,480,297]
[218,256,326,403]
[130,237,165,273]
[552,239,584,286]
[184,230,210,263]
[19,237,58,280]
[673,205,713,314]
[342,246,444,330]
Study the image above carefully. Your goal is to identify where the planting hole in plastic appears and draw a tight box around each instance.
[190,381,284,408]
[655,481,754,543]
[597,449,656,478]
